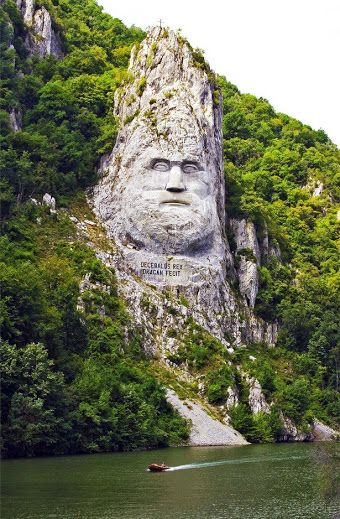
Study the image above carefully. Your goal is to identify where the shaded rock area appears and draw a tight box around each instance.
[279,416,338,442]
[226,386,239,408]
[16,0,34,24]
[166,389,248,446]
[279,414,312,442]
[9,108,22,132]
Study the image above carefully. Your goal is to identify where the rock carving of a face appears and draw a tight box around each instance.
[116,150,219,256]
[94,27,225,260]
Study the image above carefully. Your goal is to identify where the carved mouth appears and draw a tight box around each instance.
[162,199,190,206]
[159,193,191,206]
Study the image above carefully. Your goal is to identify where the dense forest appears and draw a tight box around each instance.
[0,0,339,456]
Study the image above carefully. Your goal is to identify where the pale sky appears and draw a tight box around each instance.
[98,0,340,147]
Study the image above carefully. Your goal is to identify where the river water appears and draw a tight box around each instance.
[1,443,339,519]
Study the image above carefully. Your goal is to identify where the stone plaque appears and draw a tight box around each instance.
[137,258,189,284]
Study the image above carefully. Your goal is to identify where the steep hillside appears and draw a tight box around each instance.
[0,0,339,457]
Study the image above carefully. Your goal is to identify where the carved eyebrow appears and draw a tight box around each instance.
[182,161,203,170]
[150,158,170,168]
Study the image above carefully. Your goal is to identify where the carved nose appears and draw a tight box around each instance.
[166,165,185,192]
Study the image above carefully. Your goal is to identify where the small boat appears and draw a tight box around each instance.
[148,463,170,472]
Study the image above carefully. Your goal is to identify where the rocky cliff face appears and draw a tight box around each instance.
[246,376,270,414]
[16,0,35,25]
[16,0,63,58]
[230,219,260,308]
[93,27,226,261]
[89,27,280,445]
[91,27,276,350]
[9,108,22,132]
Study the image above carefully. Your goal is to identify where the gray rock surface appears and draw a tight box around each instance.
[16,0,35,25]
[16,0,63,58]
[93,27,225,262]
[90,27,276,348]
[312,181,324,197]
[230,219,260,308]
[247,376,270,414]
[312,420,338,441]
[166,389,248,446]
[30,7,63,58]
[9,109,22,132]
[279,414,311,442]
[42,193,56,210]
[77,273,111,315]
[226,386,239,408]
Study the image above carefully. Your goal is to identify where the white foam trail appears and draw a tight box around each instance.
[166,455,307,472]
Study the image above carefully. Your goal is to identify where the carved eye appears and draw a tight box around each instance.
[182,163,199,173]
[152,160,170,172]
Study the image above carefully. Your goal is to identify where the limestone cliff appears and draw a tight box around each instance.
[89,27,280,446]
[16,0,63,58]
[246,376,270,414]
[230,219,260,308]
[91,27,276,349]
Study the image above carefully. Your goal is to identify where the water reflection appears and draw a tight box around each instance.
[311,443,339,505]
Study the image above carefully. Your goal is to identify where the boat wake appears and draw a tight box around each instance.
[165,455,307,472]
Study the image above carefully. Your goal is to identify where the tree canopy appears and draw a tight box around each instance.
[0,0,339,455]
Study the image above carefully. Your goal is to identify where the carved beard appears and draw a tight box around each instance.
[115,191,217,255]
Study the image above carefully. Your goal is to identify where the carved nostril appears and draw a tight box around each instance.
[166,186,184,192]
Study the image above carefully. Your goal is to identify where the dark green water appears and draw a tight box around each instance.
[1,443,339,519]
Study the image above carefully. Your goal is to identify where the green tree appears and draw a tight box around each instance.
[1,342,69,457]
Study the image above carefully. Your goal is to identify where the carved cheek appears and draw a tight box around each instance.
[185,178,210,198]
[140,170,165,190]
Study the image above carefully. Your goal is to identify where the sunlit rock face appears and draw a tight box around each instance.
[110,152,220,257]
[91,27,276,346]
[16,0,63,58]
[16,0,35,25]
[92,27,227,285]
[230,219,260,308]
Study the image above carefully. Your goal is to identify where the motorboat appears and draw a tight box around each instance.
[148,463,170,472]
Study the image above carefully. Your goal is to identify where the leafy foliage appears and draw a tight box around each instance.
[0,2,189,457]
[0,205,189,457]
[0,0,145,216]
[0,0,338,457]
[219,75,339,429]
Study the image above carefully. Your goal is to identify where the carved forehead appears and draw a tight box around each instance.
[119,145,214,174]
[119,129,215,169]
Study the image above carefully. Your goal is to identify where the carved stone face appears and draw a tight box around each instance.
[93,28,226,261]
[115,150,220,255]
